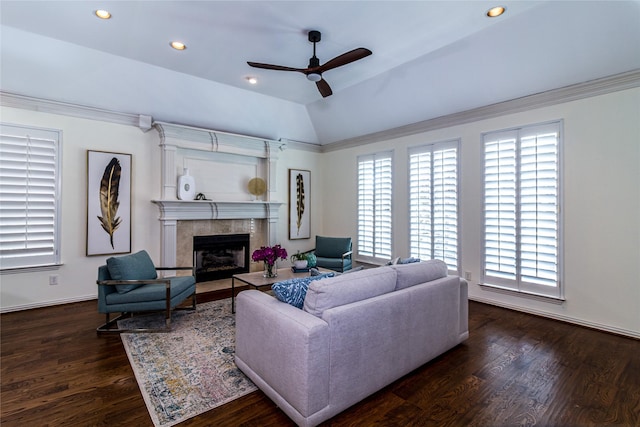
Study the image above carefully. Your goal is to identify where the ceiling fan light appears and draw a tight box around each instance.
[306,72,322,82]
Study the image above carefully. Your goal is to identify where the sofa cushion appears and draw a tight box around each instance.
[390,259,448,291]
[105,275,195,305]
[303,267,397,318]
[106,250,158,293]
[271,272,335,309]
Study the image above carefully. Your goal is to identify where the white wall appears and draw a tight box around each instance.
[2,88,638,339]
[0,106,324,311]
[0,107,162,310]
[275,147,325,256]
[320,87,640,338]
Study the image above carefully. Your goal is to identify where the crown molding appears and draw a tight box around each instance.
[278,138,323,153]
[0,91,144,128]
[321,69,640,152]
[3,69,639,150]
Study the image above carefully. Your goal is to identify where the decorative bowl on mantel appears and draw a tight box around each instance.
[248,177,267,201]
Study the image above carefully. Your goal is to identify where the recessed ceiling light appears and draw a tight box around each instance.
[170,41,187,50]
[94,9,111,19]
[246,77,258,85]
[486,6,506,17]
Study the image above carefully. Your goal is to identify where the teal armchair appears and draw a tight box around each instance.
[96,250,196,333]
[313,236,353,273]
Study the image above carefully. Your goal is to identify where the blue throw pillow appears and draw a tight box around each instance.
[271,272,334,309]
[106,250,158,294]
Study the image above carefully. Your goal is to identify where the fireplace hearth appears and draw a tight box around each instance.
[193,234,250,282]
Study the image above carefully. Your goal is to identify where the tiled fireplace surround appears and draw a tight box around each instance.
[151,122,286,274]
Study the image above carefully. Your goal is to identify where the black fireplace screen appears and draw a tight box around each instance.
[193,234,250,282]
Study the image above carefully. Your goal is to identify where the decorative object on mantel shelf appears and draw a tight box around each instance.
[247,177,267,201]
[252,245,288,278]
[177,168,196,200]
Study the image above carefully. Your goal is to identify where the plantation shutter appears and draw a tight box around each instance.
[519,125,559,289]
[358,152,392,263]
[409,141,459,272]
[482,122,561,298]
[483,130,518,284]
[0,124,61,270]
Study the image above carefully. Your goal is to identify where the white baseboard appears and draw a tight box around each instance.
[470,296,639,340]
[0,295,97,313]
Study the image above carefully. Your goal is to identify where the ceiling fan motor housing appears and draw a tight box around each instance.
[308,30,321,43]
[307,31,322,81]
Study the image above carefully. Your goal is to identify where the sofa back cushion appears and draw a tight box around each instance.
[303,267,397,318]
[106,250,157,293]
[391,259,448,291]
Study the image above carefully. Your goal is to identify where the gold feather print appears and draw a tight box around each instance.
[97,157,122,249]
[296,173,305,235]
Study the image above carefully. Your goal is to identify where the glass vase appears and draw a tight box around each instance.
[263,261,278,278]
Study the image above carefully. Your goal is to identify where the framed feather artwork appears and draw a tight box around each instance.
[288,169,310,240]
[86,150,132,256]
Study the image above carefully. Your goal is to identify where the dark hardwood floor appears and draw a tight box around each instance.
[2,293,638,427]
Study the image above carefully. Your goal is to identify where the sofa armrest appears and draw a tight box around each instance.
[235,290,331,417]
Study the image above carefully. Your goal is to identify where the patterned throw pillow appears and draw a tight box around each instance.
[271,272,335,309]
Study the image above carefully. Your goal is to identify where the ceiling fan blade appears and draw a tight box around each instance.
[247,61,307,73]
[316,79,333,98]
[318,48,372,73]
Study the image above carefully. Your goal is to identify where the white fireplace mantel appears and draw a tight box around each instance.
[152,200,284,268]
[152,200,283,221]
[153,121,286,202]
[151,121,287,268]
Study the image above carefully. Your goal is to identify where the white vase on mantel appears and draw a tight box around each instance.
[177,168,196,200]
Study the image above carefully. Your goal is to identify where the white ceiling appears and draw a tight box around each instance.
[1,1,639,145]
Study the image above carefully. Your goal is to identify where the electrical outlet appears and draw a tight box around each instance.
[464,271,472,281]
[49,275,59,286]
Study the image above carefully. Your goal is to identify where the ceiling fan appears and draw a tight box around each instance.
[247,30,372,98]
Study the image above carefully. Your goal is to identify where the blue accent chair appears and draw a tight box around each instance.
[96,250,196,333]
[313,236,353,273]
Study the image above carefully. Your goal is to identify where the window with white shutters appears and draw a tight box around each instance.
[482,121,562,298]
[0,124,62,270]
[409,140,459,273]
[358,151,392,264]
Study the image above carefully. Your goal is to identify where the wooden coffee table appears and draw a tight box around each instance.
[231,267,332,313]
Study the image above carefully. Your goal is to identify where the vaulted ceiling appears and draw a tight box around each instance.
[1,1,639,145]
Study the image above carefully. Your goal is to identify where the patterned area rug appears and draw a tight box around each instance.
[119,298,257,427]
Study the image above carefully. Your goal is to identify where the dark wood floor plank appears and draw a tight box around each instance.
[2,299,638,427]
